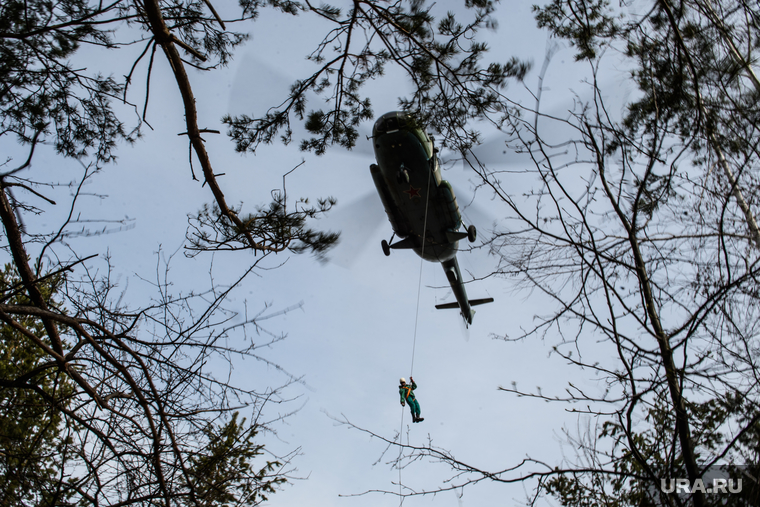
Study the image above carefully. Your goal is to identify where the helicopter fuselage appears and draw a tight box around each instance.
[370,112,462,262]
[369,111,492,325]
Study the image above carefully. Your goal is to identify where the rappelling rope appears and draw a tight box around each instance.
[398,154,434,505]
[398,408,404,504]
[409,156,433,376]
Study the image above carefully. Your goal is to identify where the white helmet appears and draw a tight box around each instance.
[400,378,406,384]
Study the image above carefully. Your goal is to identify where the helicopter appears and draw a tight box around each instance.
[369,111,494,326]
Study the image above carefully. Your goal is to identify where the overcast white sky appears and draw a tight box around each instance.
[2,1,638,505]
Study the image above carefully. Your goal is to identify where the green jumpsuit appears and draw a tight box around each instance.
[400,380,421,421]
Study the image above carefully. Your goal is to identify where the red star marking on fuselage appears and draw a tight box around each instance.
[404,184,421,199]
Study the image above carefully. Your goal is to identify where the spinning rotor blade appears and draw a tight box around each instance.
[349,127,375,157]
[322,191,385,268]
[456,184,496,239]
[228,53,296,116]
[439,137,532,170]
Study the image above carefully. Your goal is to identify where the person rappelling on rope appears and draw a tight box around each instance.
[399,377,424,423]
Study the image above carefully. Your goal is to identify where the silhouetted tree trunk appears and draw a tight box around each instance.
[0,0,526,504]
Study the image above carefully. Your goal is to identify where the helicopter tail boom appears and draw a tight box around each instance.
[436,258,494,325]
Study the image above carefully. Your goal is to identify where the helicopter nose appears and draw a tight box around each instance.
[373,111,408,136]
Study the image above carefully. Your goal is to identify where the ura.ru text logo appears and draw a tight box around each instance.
[661,478,742,494]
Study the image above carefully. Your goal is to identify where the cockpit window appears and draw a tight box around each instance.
[374,112,415,134]
[375,116,399,134]
[373,112,433,159]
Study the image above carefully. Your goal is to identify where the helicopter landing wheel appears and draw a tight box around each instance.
[381,239,391,256]
[467,225,477,243]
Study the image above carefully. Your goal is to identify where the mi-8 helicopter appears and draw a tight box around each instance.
[370,111,494,325]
